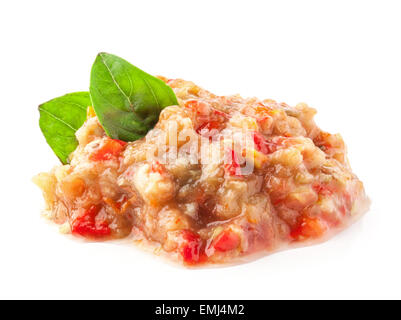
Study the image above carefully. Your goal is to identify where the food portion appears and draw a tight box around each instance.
[34,53,369,266]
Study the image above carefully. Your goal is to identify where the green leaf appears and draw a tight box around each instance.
[39,92,90,164]
[89,52,178,141]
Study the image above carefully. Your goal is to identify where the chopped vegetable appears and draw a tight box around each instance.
[252,131,277,154]
[185,99,228,135]
[290,216,326,241]
[213,229,240,252]
[71,205,110,237]
[224,149,242,176]
[178,230,203,264]
[89,138,127,161]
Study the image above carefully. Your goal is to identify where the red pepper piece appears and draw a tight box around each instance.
[89,138,127,161]
[71,205,111,238]
[290,216,325,241]
[178,230,203,264]
[213,230,240,252]
[224,149,242,176]
[195,120,222,134]
[252,131,277,155]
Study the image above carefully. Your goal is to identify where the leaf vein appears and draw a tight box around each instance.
[142,77,161,109]
[39,108,78,131]
[99,53,132,107]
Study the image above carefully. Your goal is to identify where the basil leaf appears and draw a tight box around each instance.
[39,92,90,164]
[89,52,178,141]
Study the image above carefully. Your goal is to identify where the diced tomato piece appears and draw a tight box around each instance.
[184,100,209,115]
[252,132,277,155]
[224,149,242,176]
[150,161,166,175]
[71,205,111,238]
[185,100,228,135]
[212,108,229,118]
[290,216,326,241]
[213,230,240,252]
[312,182,335,196]
[178,230,203,264]
[195,121,221,134]
[89,138,127,161]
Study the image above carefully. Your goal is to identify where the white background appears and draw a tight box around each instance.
[0,0,400,300]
